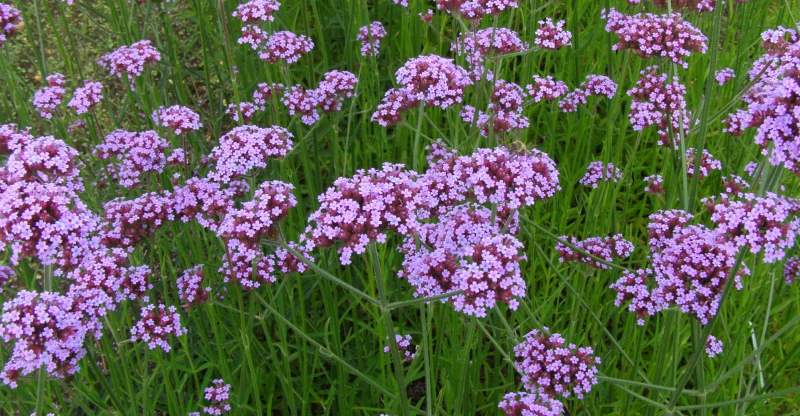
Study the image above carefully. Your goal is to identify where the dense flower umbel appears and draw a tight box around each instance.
[384,334,417,362]
[0,181,98,271]
[646,209,694,252]
[785,257,800,284]
[101,191,175,248]
[4,136,84,192]
[0,291,89,388]
[225,101,258,123]
[152,105,202,135]
[0,123,33,155]
[394,55,472,108]
[371,87,419,127]
[232,0,280,23]
[316,70,358,113]
[609,268,658,325]
[68,80,103,114]
[643,174,664,194]
[32,73,67,119]
[172,177,235,232]
[208,125,293,183]
[526,75,568,102]
[302,163,420,265]
[724,36,800,176]
[627,67,691,146]
[461,80,529,136]
[721,175,750,197]
[202,379,232,415]
[705,335,723,358]
[218,181,296,289]
[281,86,321,125]
[357,21,387,57]
[582,74,617,98]
[498,391,564,416]
[535,18,571,50]
[252,82,284,108]
[98,40,161,87]
[452,28,527,79]
[0,3,22,47]
[557,88,587,113]
[708,193,800,263]
[177,265,210,309]
[130,303,186,352]
[257,31,314,64]
[436,0,519,21]
[602,8,708,68]
[579,161,622,188]
[685,148,722,178]
[715,68,735,86]
[556,234,634,269]
[95,130,173,188]
[398,204,527,316]
[513,328,600,399]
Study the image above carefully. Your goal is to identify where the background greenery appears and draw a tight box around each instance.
[1,0,799,414]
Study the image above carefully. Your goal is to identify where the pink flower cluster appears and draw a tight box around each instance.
[177,265,211,309]
[602,8,708,68]
[357,21,387,57]
[258,31,314,64]
[724,31,800,177]
[33,73,67,119]
[461,80,529,136]
[513,328,600,399]
[534,18,571,50]
[172,177,236,232]
[232,0,280,23]
[0,3,22,47]
[218,181,297,289]
[0,291,88,388]
[627,67,690,146]
[202,379,232,415]
[685,148,722,178]
[208,125,293,183]
[498,391,564,416]
[435,0,519,21]
[526,75,568,103]
[715,67,735,86]
[68,80,103,115]
[708,193,799,263]
[558,74,617,113]
[384,334,417,362]
[579,161,622,188]
[95,130,174,188]
[98,40,161,87]
[0,123,33,155]
[102,191,175,248]
[452,28,527,79]
[282,70,358,125]
[3,135,84,192]
[152,105,202,135]
[130,303,186,352]
[556,234,634,269]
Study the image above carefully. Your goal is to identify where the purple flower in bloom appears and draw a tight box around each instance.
[232,0,280,23]
[101,191,175,248]
[556,234,634,269]
[177,265,210,309]
[643,174,664,195]
[452,28,527,80]
[252,82,284,109]
[685,148,721,178]
[384,334,417,362]
[498,391,564,416]
[225,101,258,123]
[784,257,800,284]
[627,67,691,147]
[526,75,568,103]
[68,80,103,114]
[98,40,161,88]
[130,303,186,352]
[258,31,314,64]
[208,125,293,183]
[0,3,22,47]
[172,177,236,232]
[582,74,617,98]
[4,135,84,192]
[95,130,171,188]
[535,18,571,50]
[705,335,723,358]
[32,73,67,119]
[357,21,387,57]
[371,88,419,127]
[152,105,202,135]
[715,68,735,86]
[513,328,600,399]
[0,265,13,292]
[202,379,232,415]
[580,161,622,188]
[394,55,472,109]
[0,123,33,155]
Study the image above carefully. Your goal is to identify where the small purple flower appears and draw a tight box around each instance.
[526,75,568,103]
[95,130,171,188]
[208,125,293,183]
[556,234,634,269]
[357,21,387,57]
[498,391,564,416]
[232,0,280,23]
[68,80,103,115]
[643,174,664,195]
[202,379,232,415]
[580,161,622,188]
[258,31,314,64]
[705,335,723,358]
[384,334,417,362]
[177,265,210,309]
[32,73,67,119]
[785,257,800,285]
[130,303,186,352]
[535,18,571,50]
[0,3,22,47]
[152,105,202,135]
[715,68,735,86]
[98,40,161,88]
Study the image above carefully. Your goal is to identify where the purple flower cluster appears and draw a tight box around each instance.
[357,21,387,57]
[0,123,33,155]
[208,125,293,183]
[384,334,418,362]
[232,0,280,22]
[225,101,258,123]
[0,291,88,388]
[513,328,600,399]
[705,335,723,358]
[173,177,236,232]
[556,234,634,269]
[258,31,314,64]
[33,73,67,119]
[627,67,691,146]
[252,82,284,109]
[785,257,800,284]
[535,18,571,50]
[452,28,527,79]
[130,303,186,352]
[498,391,565,416]
[98,40,161,87]
[371,88,419,127]
[202,379,232,415]
[643,174,664,195]
[602,8,708,68]
[0,265,12,293]
[435,0,518,21]
[394,55,472,109]
[526,75,568,103]
[218,181,297,289]
[708,193,799,263]
[715,68,735,86]
[95,130,173,188]
[461,80,529,136]
[3,135,84,192]
[177,265,210,309]
[685,148,722,178]
[558,74,617,113]
[152,105,202,135]
[724,32,800,177]
[102,191,175,248]
[282,70,358,125]
[68,80,103,115]
[579,161,622,188]
[0,3,22,47]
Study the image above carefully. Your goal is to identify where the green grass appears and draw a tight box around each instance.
[2,0,800,415]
